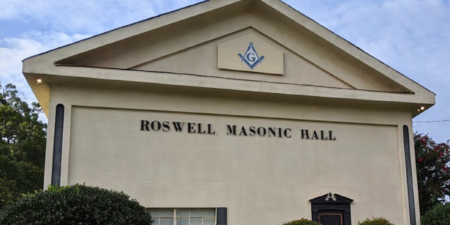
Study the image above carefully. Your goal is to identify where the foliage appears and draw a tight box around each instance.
[0,184,153,225]
[358,217,395,225]
[414,133,450,215]
[421,203,450,225]
[282,218,321,225]
[0,83,47,208]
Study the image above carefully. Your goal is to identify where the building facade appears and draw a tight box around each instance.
[23,0,435,225]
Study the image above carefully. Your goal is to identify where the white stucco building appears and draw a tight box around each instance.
[23,0,435,224]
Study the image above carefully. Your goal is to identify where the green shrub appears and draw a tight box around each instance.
[0,184,153,225]
[358,217,394,225]
[421,203,450,225]
[283,218,321,225]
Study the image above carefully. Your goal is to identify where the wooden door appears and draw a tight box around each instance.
[318,212,343,225]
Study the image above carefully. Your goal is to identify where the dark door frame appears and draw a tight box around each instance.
[310,193,353,225]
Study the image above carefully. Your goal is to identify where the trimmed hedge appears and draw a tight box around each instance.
[0,184,153,225]
[283,218,321,225]
[358,217,394,225]
[421,203,450,225]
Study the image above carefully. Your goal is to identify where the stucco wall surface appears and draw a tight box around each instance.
[69,107,402,224]
[41,85,416,225]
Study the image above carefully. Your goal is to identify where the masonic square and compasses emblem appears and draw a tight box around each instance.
[238,42,265,69]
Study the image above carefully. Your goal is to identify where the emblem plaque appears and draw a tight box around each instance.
[238,42,265,69]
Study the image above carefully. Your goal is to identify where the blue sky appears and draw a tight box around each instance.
[1,0,449,143]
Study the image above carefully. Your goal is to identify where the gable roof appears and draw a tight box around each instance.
[22,0,435,117]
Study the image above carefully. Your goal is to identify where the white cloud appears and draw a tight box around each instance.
[0,0,202,34]
[0,38,45,78]
[0,32,90,106]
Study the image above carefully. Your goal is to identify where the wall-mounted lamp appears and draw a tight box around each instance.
[417,106,426,112]
[36,77,42,84]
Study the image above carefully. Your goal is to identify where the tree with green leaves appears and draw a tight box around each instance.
[0,83,47,209]
[421,203,450,225]
[415,133,450,215]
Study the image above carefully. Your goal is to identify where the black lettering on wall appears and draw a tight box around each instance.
[141,120,150,131]
[227,125,237,135]
[239,126,248,136]
[151,120,161,131]
[329,130,336,141]
[173,122,185,132]
[268,127,276,137]
[284,128,292,138]
[162,121,170,132]
[249,126,256,136]
[198,123,207,134]
[301,129,310,139]
[320,130,328,140]
[140,120,336,141]
[188,123,196,133]
[207,124,216,134]
[257,127,266,137]
[311,131,319,140]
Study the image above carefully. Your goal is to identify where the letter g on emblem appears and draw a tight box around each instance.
[238,42,265,69]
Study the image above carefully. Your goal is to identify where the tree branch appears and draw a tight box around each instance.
[0,124,10,131]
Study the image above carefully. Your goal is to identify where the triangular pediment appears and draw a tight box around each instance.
[130,29,354,90]
[310,193,354,204]
[23,0,435,117]
[55,19,410,93]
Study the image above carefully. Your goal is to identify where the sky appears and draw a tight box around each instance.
[0,0,449,143]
